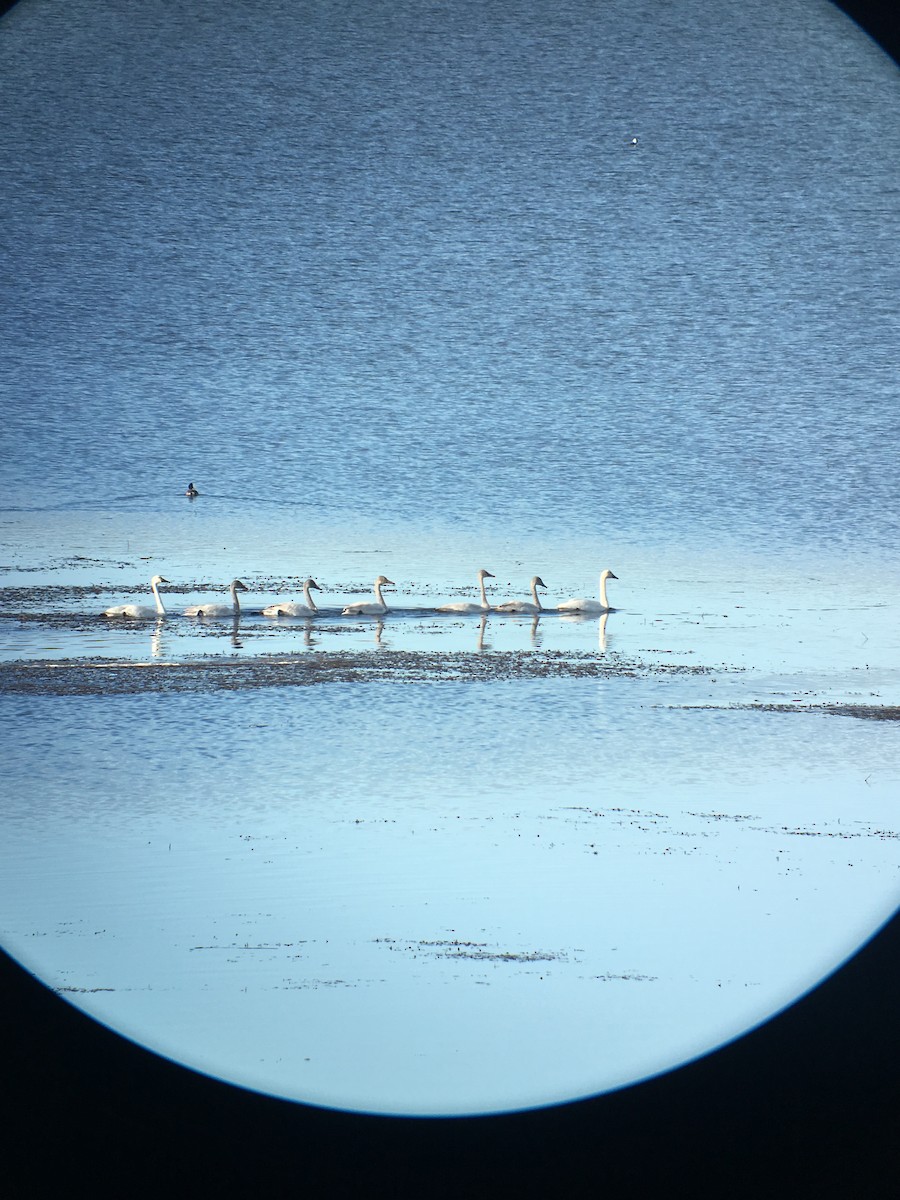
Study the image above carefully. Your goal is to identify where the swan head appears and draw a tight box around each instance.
[532,576,547,589]
[375,576,395,587]
[478,569,495,579]
[231,579,249,592]
[150,575,170,586]
[602,569,618,581]
[305,578,322,591]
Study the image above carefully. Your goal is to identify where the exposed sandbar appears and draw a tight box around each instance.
[0,651,710,696]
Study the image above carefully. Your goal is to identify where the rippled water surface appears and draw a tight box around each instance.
[0,0,898,1115]
[2,683,898,1114]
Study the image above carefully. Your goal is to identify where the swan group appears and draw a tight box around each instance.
[100,569,618,620]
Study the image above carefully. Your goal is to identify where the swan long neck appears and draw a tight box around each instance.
[374,580,385,606]
[152,581,166,615]
[303,581,318,612]
[598,575,609,608]
[530,580,543,610]
[230,581,242,613]
[479,575,489,608]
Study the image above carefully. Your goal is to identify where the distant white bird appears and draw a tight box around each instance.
[104,575,170,619]
[556,569,618,614]
[629,136,638,146]
[436,569,495,614]
[185,578,248,618]
[341,575,395,616]
[185,482,199,497]
[262,578,322,617]
[493,575,548,615]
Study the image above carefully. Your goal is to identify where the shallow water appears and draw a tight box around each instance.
[1,0,898,1116]
[2,682,898,1115]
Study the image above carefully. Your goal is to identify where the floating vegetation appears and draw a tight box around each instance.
[589,972,658,983]
[375,937,568,964]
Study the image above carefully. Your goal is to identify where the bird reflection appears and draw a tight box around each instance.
[150,618,166,658]
[476,614,490,651]
[558,610,610,651]
[155,601,614,658]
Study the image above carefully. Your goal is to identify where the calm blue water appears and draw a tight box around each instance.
[1,0,898,1116]
[2,0,899,555]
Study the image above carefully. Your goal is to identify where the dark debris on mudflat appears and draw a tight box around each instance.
[0,651,713,696]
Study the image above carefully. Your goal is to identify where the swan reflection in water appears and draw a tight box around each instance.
[504,613,544,647]
[559,609,610,651]
[229,614,243,650]
[150,618,166,658]
[287,619,319,650]
[476,614,490,651]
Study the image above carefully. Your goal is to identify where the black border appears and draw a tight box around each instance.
[833,0,900,65]
[2,914,899,1196]
[1,2,898,1194]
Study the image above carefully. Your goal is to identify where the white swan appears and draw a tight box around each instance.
[185,579,248,618]
[436,569,495,613]
[341,575,395,616]
[103,575,170,619]
[493,575,548,615]
[556,569,618,614]
[262,578,322,617]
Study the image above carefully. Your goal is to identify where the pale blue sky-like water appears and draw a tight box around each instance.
[2,682,898,1114]
[0,0,898,1116]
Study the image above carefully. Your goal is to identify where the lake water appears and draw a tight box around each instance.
[0,0,898,1117]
